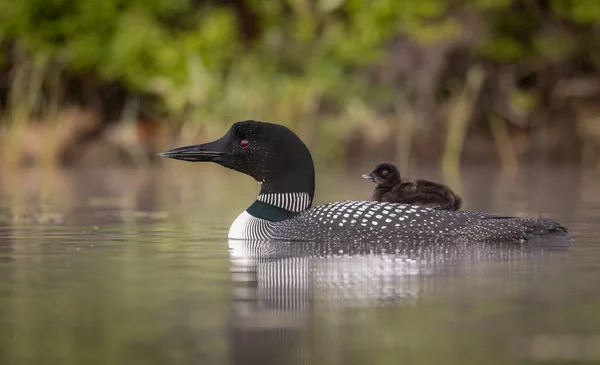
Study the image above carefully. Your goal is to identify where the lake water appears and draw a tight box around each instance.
[0,164,598,365]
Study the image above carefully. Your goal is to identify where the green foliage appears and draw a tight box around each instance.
[552,0,600,25]
[478,0,600,63]
[1,0,600,161]
[0,0,458,115]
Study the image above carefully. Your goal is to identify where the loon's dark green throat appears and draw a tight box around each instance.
[159,120,571,244]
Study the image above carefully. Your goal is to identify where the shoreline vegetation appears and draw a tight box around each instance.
[1,0,600,173]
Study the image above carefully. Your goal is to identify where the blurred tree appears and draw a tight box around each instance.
[0,0,599,165]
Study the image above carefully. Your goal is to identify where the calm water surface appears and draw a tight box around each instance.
[0,164,598,365]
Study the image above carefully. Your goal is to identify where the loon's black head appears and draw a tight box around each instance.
[362,162,401,186]
[159,120,315,197]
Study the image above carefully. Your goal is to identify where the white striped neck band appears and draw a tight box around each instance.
[256,192,312,212]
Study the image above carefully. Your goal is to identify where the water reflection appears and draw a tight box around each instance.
[0,165,596,365]
[227,238,567,365]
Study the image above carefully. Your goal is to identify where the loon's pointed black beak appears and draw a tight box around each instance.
[362,173,375,182]
[158,141,229,162]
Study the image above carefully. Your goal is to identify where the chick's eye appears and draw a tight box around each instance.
[382,170,389,176]
[240,139,249,148]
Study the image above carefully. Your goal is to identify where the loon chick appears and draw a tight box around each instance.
[363,162,462,211]
[159,120,570,244]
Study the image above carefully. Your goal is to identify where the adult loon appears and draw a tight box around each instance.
[159,120,570,244]
[363,162,462,211]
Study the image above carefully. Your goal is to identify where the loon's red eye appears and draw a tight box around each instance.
[240,139,249,148]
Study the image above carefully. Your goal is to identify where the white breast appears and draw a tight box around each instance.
[228,211,274,240]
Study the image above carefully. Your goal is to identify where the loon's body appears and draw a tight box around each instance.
[363,162,462,211]
[159,120,570,244]
[228,199,564,244]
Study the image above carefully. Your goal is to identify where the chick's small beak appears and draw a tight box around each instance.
[362,173,375,182]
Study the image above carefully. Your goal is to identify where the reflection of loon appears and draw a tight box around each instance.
[159,120,571,244]
[226,239,564,365]
[229,240,429,310]
[228,239,556,308]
